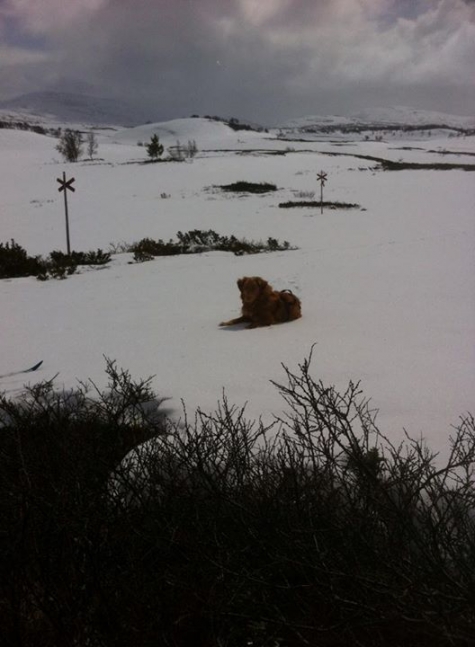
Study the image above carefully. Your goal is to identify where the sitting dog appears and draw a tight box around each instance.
[220,276,302,329]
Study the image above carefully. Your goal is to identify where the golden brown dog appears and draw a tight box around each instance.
[220,276,302,329]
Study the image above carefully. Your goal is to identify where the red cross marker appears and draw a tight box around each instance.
[317,171,328,185]
[317,171,328,213]
[56,172,76,254]
[57,175,76,193]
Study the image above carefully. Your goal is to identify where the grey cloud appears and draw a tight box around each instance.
[1,0,474,123]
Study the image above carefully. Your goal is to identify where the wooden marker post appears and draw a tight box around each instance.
[317,170,327,214]
[57,172,76,254]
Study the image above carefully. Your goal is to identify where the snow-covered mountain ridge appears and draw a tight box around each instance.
[0,91,150,128]
[280,106,475,138]
[0,90,473,136]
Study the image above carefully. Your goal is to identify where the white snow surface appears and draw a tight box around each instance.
[1,118,474,459]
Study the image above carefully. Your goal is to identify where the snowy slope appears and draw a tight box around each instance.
[280,106,475,139]
[0,91,148,127]
[352,106,475,128]
[1,118,474,461]
[112,117,265,150]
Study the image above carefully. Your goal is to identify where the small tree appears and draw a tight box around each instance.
[168,140,185,161]
[187,139,198,158]
[146,133,164,161]
[56,129,83,162]
[86,131,98,160]
[168,139,198,161]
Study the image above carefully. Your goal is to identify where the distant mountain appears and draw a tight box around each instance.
[0,91,150,127]
[280,106,475,135]
[1,95,473,139]
[352,106,475,127]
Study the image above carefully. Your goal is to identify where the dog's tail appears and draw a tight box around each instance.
[279,289,302,321]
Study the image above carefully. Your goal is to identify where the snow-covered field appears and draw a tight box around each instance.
[1,118,474,458]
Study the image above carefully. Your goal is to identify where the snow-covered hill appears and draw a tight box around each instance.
[112,117,266,150]
[280,106,475,139]
[0,91,150,127]
[1,91,474,140]
[351,106,475,128]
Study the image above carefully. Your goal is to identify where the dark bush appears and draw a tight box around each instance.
[227,118,263,132]
[49,248,111,267]
[1,352,474,646]
[131,229,293,260]
[0,360,168,646]
[38,249,111,280]
[379,159,475,171]
[202,115,265,133]
[217,181,278,194]
[279,200,361,209]
[0,120,47,135]
[146,133,164,161]
[56,129,83,162]
[0,239,43,279]
[0,242,112,281]
[132,237,185,260]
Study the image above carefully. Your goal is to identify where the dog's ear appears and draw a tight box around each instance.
[237,278,245,291]
[255,277,268,290]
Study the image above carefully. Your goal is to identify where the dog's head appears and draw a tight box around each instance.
[237,276,271,305]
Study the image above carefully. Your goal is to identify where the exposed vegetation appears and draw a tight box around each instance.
[279,200,361,210]
[36,249,111,280]
[145,133,164,161]
[217,181,278,194]
[0,119,47,135]
[168,139,198,161]
[378,159,475,171]
[0,239,43,279]
[1,352,475,646]
[0,233,292,278]
[55,129,84,162]
[317,151,475,171]
[279,123,475,137]
[427,149,475,157]
[193,114,268,133]
[0,239,111,280]
[86,130,98,160]
[131,229,293,262]
[49,249,111,267]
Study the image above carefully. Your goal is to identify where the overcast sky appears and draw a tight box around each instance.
[1,0,474,124]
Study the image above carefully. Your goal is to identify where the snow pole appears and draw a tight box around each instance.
[317,170,328,214]
[56,172,76,255]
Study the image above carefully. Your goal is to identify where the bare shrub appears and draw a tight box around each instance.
[86,130,98,160]
[56,129,83,162]
[168,139,198,161]
[1,351,474,646]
